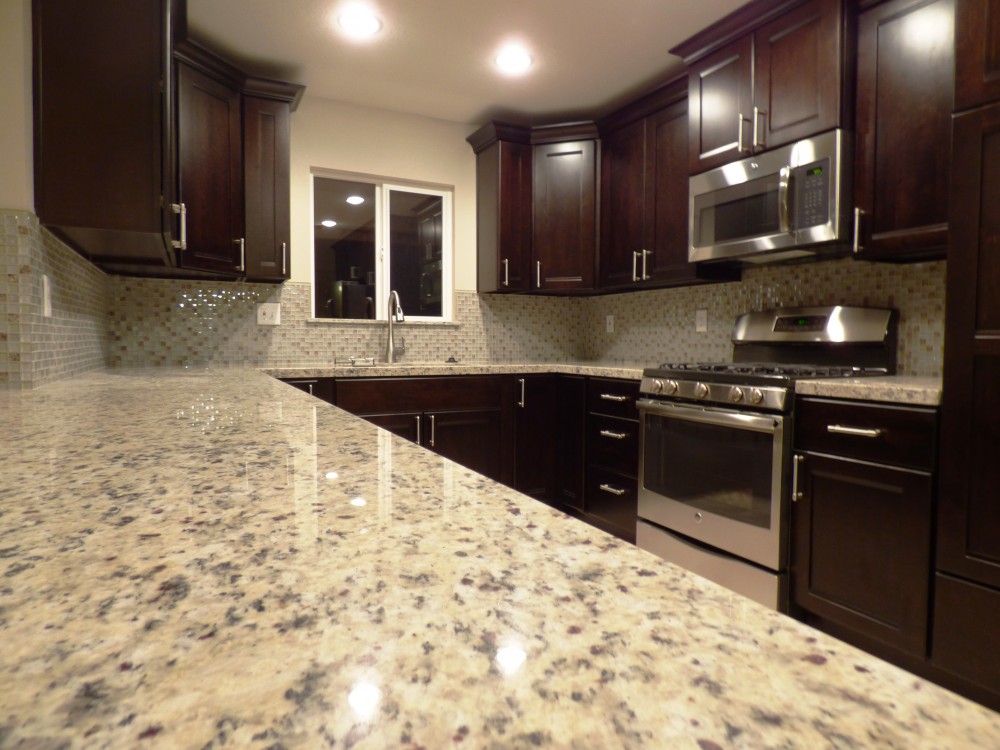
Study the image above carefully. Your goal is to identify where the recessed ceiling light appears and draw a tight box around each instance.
[321,219,337,228]
[346,195,365,205]
[495,44,533,76]
[338,7,382,39]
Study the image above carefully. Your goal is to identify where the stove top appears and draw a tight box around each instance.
[651,361,889,381]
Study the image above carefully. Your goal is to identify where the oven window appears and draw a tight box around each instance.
[643,414,774,529]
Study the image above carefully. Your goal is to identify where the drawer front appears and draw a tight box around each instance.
[587,377,641,419]
[795,397,937,470]
[585,465,638,540]
[588,413,639,475]
[336,376,503,415]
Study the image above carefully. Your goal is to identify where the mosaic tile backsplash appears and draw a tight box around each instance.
[2,210,945,388]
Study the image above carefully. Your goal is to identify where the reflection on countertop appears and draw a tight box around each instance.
[0,368,989,748]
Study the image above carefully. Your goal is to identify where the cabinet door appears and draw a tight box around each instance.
[753,0,844,151]
[513,376,558,500]
[532,140,597,291]
[555,375,586,511]
[426,409,504,482]
[854,0,955,260]
[176,62,243,274]
[364,413,422,442]
[687,35,753,174]
[938,100,1000,589]
[955,0,1000,110]
[792,453,933,656]
[243,96,291,281]
[599,119,647,290]
[476,139,532,292]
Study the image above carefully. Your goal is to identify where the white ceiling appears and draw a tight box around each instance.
[186,0,748,126]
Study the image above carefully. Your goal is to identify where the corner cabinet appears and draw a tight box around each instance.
[954,0,1000,111]
[32,0,302,281]
[531,124,599,292]
[598,80,740,290]
[852,0,955,261]
[933,98,1000,710]
[674,0,850,174]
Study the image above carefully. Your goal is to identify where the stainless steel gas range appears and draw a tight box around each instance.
[636,306,898,611]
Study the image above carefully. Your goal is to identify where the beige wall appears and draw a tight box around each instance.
[289,97,479,291]
[0,0,33,211]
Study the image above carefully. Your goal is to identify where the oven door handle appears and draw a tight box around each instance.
[637,398,782,433]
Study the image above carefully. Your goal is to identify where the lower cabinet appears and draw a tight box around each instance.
[279,377,335,404]
[334,376,511,484]
[791,397,937,661]
[511,375,559,500]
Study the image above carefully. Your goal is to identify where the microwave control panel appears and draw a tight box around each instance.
[794,159,831,229]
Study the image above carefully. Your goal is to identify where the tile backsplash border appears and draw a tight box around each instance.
[2,209,945,388]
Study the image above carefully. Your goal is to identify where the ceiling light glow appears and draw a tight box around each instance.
[321,219,337,228]
[346,195,365,205]
[495,44,533,76]
[338,7,382,39]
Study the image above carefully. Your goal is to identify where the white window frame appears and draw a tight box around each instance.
[310,170,454,323]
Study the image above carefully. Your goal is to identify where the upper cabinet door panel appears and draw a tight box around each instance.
[599,119,647,289]
[754,0,844,150]
[854,0,955,260]
[688,36,753,174]
[532,140,597,291]
[243,96,291,281]
[955,0,1000,110]
[176,62,243,274]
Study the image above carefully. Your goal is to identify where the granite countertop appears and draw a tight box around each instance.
[794,376,943,406]
[1,368,993,748]
[265,361,646,382]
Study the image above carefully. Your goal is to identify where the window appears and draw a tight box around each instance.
[312,172,452,322]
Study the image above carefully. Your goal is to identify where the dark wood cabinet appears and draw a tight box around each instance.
[955,0,1000,111]
[334,376,511,484]
[243,96,292,281]
[32,0,302,280]
[792,397,936,659]
[532,125,598,292]
[853,0,955,261]
[676,0,848,174]
[279,377,335,403]
[467,124,533,293]
[599,81,740,291]
[512,375,558,500]
[554,375,587,512]
[175,60,244,275]
[583,378,641,542]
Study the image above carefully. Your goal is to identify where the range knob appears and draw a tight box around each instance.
[650,379,664,394]
[730,386,744,403]
[748,388,764,405]
[664,379,679,395]
[694,382,709,399]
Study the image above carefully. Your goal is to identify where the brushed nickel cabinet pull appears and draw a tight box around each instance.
[853,208,865,254]
[600,429,629,440]
[282,241,287,275]
[827,424,882,438]
[415,415,421,444]
[600,394,629,403]
[170,202,187,250]
[641,249,651,281]
[518,378,526,408]
[792,454,804,502]
[502,258,509,287]
[599,483,626,496]
[235,238,245,272]
[429,414,436,447]
[632,251,640,282]
[536,260,541,289]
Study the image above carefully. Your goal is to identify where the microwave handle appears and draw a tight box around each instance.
[778,166,791,234]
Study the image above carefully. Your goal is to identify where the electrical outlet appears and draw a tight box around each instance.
[257,302,281,326]
[606,314,615,333]
[42,274,52,317]
[695,309,708,333]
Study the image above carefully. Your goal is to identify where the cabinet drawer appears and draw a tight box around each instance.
[585,466,638,541]
[336,376,503,415]
[587,377,640,419]
[588,414,639,475]
[795,397,937,470]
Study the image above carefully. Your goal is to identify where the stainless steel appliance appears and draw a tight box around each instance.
[636,306,898,610]
[689,129,852,265]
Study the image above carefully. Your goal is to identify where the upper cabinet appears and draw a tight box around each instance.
[673,0,851,174]
[531,124,599,293]
[467,124,533,293]
[32,0,302,281]
[598,80,740,290]
[955,0,1000,111]
[853,0,954,261]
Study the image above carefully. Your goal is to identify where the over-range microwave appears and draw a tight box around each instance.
[689,129,852,265]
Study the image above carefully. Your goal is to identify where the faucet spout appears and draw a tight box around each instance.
[386,290,404,363]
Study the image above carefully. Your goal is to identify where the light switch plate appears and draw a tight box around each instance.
[695,309,708,333]
[606,314,614,333]
[257,302,281,326]
[42,274,52,317]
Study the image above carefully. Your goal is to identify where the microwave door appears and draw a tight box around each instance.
[691,172,788,261]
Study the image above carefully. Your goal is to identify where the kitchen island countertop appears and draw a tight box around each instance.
[0,368,991,748]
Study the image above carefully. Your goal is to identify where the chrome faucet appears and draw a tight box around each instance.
[386,290,405,363]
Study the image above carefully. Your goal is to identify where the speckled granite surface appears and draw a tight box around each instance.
[265,361,646,382]
[794,376,942,406]
[1,368,992,749]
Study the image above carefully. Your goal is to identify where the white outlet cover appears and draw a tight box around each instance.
[257,302,281,326]
[695,309,708,333]
[606,314,614,333]
[41,274,52,317]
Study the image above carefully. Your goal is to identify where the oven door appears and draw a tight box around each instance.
[637,398,788,572]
